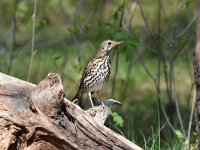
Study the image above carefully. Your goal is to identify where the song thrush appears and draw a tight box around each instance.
[73,40,123,107]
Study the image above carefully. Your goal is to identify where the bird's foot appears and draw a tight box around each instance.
[72,99,79,104]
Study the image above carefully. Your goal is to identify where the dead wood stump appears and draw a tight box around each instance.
[0,72,142,150]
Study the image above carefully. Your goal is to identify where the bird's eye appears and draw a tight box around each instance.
[108,42,111,45]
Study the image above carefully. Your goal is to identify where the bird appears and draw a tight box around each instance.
[73,40,123,107]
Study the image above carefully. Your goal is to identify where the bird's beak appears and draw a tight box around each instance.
[113,41,124,47]
[117,41,124,45]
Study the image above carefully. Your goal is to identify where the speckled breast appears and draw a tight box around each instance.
[83,56,111,92]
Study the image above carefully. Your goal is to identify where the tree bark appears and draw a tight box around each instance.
[194,0,200,147]
[0,72,142,150]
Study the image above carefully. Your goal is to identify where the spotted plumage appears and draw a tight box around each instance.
[73,40,123,107]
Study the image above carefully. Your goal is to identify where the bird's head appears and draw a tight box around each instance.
[96,40,123,58]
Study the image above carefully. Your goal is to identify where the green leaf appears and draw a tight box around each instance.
[109,109,124,127]
[33,50,38,57]
[53,55,62,61]
[38,20,47,29]
[17,1,28,17]
[68,27,79,35]
[175,130,184,142]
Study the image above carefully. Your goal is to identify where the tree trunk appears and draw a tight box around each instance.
[194,0,200,147]
[0,72,142,150]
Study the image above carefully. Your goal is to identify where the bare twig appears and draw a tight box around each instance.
[171,60,186,137]
[72,36,82,66]
[111,51,119,97]
[185,84,194,115]
[176,16,195,39]
[119,0,139,99]
[157,0,162,147]
[186,90,196,149]
[169,22,187,140]
[138,1,159,49]
[138,50,177,134]
[7,0,17,75]
[27,0,37,81]
[127,0,138,30]
[185,90,196,149]
[111,0,125,97]
[139,1,173,108]
[120,48,144,99]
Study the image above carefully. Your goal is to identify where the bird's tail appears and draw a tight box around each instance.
[72,90,84,107]
[73,90,83,100]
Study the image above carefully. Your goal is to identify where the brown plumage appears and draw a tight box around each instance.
[73,40,123,106]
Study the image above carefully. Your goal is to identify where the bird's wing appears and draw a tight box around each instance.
[78,58,98,91]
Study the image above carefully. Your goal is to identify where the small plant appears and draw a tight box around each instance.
[109,109,124,127]
[175,130,184,143]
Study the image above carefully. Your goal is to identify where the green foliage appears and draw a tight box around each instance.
[68,27,80,35]
[109,109,124,127]
[175,130,185,143]
[16,1,28,18]
[49,0,59,6]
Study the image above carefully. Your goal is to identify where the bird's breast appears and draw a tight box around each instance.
[84,56,111,92]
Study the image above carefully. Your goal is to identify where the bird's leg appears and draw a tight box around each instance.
[88,92,94,107]
[96,91,104,106]
[96,91,101,100]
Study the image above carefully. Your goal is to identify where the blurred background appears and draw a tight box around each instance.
[0,0,196,149]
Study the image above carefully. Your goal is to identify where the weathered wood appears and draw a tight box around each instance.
[0,72,142,150]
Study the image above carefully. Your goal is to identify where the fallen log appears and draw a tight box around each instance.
[0,72,142,150]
